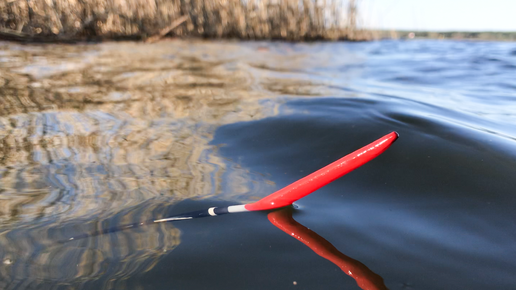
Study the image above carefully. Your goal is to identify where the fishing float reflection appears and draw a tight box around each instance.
[60,206,389,290]
[268,207,388,290]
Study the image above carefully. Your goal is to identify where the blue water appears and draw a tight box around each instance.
[1,40,516,289]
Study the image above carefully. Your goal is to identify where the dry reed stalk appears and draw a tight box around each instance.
[0,0,369,42]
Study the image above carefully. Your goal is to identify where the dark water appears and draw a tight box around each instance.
[1,40,516,289]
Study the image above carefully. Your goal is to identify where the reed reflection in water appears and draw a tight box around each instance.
[0,40,344,288]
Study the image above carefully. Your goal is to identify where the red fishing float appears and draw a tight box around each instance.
[66,132,398,241]
[244,131,399,211]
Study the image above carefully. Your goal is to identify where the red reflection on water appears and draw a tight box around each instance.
[268,208,388,290]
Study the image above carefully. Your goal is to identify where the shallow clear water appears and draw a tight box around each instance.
[0,39,516,289]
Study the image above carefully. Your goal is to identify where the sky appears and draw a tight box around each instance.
[358,0,516,32]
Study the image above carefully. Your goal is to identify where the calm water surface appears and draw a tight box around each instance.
[0,40,515,289]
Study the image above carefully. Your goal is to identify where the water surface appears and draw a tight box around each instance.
[0,39,515,289]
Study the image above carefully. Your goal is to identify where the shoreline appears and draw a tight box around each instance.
[372,30,516,42]
[1,28,514,43]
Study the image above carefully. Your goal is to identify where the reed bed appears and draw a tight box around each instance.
[0,0,367,42]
